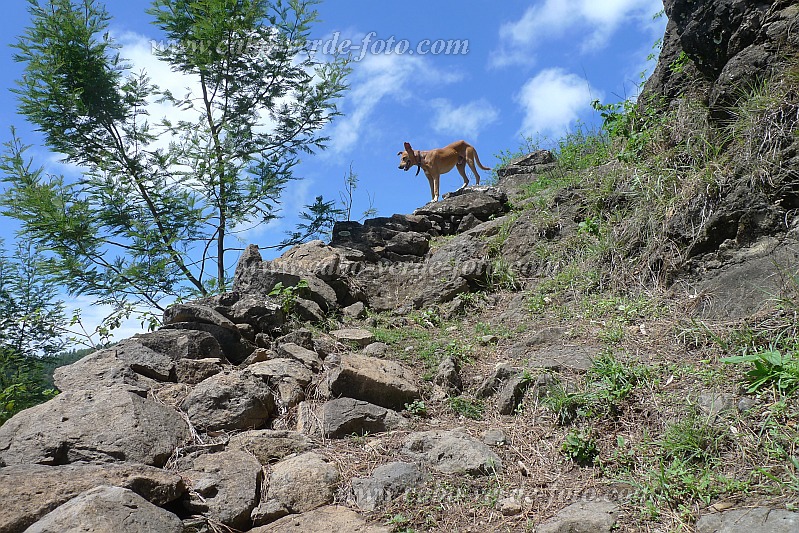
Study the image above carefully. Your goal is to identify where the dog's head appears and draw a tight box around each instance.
[398,142,421,174]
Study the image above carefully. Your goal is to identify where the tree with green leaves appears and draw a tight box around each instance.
[1,0,349,328]
[0,240,66,424]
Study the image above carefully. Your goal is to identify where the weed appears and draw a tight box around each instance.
[722,348,799,395]
[268,279,309,315]
[404,399,428,417]
[449,396,485,420]
[659,416,727,464]
[562,428,600,466]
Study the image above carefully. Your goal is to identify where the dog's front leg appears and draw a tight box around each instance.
[426,174,438,202]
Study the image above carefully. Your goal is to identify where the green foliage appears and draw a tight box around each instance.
[543,352,649,425]
[722,349,799,395]
[592,98,661,162]
[448,396,485,420]
[268,279,309,315]
[0,240,67,424]
[659,416,727,464]
[2,0,349,324]
[404,399,428,417]
[562,428,599,466]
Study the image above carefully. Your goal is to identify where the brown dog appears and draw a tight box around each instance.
[398,140,491,202]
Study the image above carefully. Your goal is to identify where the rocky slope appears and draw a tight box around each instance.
[2,1,799,532]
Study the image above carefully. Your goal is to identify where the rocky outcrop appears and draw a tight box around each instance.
[643,0,799,114]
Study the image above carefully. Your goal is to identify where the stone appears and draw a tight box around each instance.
[696,507,799,533]
[297,398,408,438]
[162,321,255,365]
[536,501,620,533]
[275,328,315,350]
[352,462,422,511]
[475,363,520,398]
[343,301,367,318]
[163,303,239,332]
[498,496,523,516]
[482,429,507,447]
[132,328,224,360]
[180,449,262,530]
[698,391,736,419]
[272,240,342,281]
[265,452,340,514]
[0,463,185,533]
[513,344,597,372]
[232,259,340,313]
[252,505,391,532]
[229,430,316,465]
[362,342,389,357]
[251,499,290,526]
[276,342,323,371]
[52,345,159,395]
[0,388,189,467]
[175,358,223,384]
[433,356,462,396]
[23,486,183,533]
[330,328,375,347]
[403,429,503,476]
[322,353,420,410]
[181,369,275,432]
[496,373,532,415]
[414,188,508,221]
[229,295,285,333]
[249,358,314,408]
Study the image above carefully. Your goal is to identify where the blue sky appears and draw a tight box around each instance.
[0,0,666,339]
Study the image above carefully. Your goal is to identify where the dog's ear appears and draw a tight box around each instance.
[397,151,403,156]
[404,142,418,165]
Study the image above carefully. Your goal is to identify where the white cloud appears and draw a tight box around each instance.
[491,0,663,68]
[429,98,499,140]
[516,68,598,138]
[326,54,462,156]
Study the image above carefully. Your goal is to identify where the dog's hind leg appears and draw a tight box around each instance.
[456,160,470,191]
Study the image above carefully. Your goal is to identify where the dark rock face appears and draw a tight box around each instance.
[643,0,799,113]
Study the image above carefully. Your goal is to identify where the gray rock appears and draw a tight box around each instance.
[696,507,799,533]
[266,452,340,514]
[180,449,262,530]
[272,240,342,281]
[403,429,503,476]
[251,499,290,526]
[321,353,420,410]
[229,430,316,465]
[536,501,619,533]
[0,463,185,533]
[181,369,275,431]
[162,321,254,365]
[252,505,391,532]
[277,342,323,371]
[414,188,508,221]
[362,342,389,357]
[384,231,430,256]
[0,388,189,467]
[52,345,159,394]
[275,328,315,350]
[433,356,462,396]
[229,295,285,333]
[132,328,224,360]
[482,429,507,447]
[297,398,407,438]
[163,303,239,332]
[352,462,422,511]
[24,485,183,533]
[343,301,367,318]
[513,345,597,372]
[496,373,533,415]
[475,363,520,398]
[330,328,375,347]
[249,358,314,408]
[175,358,223,385]
[698,391,736,419]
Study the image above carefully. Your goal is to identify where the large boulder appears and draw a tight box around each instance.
[180,449,263,530]
[0,463,185,533]
[132,328,224,360]
[249,358,314,408]
[0,388,189,467]
[271,240,343,281]
[536,501,620,533]
[696,507,799,533]
[264,452,340,515]
[297,398,407,438]
[180,369,275,432]
[228,430,316,465]
[321,353,420,410]
[351,462,422,512]
[402,429,503,476]
[23,486,183,533]
[252,506,391,533]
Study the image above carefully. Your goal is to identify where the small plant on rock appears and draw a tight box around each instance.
[562,428,599,466]
[268,279,309,315]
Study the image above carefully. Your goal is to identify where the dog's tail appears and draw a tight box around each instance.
[474,149,491,171]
